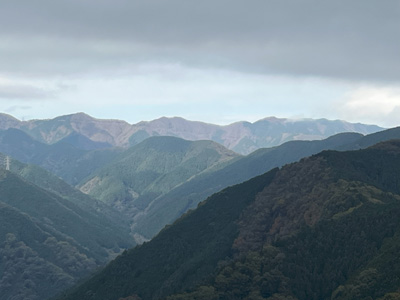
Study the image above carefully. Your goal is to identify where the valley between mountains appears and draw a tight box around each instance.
[1,113,400,300]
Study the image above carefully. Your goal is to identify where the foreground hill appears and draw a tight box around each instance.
[59,140,400,300]
[0,168,134,300]
[0,112,382,154]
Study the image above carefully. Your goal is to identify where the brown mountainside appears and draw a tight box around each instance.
[0,113,383,155]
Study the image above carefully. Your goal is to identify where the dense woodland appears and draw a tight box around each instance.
[0,168,134,300]
[59,140,400,300]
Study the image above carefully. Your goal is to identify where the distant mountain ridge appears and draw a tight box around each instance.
[0,128,120,185]
[0,121,397,246]
[0,113,383,154]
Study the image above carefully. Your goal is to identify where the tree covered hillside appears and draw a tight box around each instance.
[59,140,400,300]
[0,128,120,185]
[132,128,400,241]
[0,169,134,300]
[78,136,239,242]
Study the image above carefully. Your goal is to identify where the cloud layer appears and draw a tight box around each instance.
[1,0,399,81]
[1,1,399,127]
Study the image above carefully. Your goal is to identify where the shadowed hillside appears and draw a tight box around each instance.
[58,140,400,300]
[0,169,134,300]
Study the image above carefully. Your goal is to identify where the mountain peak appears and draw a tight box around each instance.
[70,112,93,119]
[0,112,20,121]
[51,112,93,122]
[257,116,287,123]
[0,113,21,130]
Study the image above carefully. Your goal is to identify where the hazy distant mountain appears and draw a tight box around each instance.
[0,112,383,154]
[58,140,400,300]
[0,128,120,185]
[0,113,130,148]
[0,168,134,300]
[135,116,383,154]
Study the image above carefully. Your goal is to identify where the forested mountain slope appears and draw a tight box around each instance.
[0,128,120,185]
[77,136,239,242]
[132,128,400,240]
[59,139,400,300]
[0,169,134,300]
[131,132,363,240]
[9,158,131,233]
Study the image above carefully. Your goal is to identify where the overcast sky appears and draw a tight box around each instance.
[1,0,399,126]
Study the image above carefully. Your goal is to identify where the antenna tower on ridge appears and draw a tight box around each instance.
[6,156,10,171]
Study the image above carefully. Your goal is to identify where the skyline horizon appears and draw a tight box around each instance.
[0,110,388,128]
[1,1,399,129]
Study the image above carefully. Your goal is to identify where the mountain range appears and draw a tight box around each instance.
[80,127,400,242]
[0,128,120,185]
[0,113,383,154]
[58,139,400,300]
[0,120,398,245]
[0,111,397,300]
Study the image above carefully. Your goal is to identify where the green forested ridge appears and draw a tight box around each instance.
[169,140,400,300]
[59,140,400,300]
[57,169,279,300]
[0,203,80,300]
[339,126,400,151]
[0,169,134,300]
[1,127,399,244]
[10,158,131,232]
[0,128,120,185]
[131,132,363,239]
[78,136,239,240]
[134,128,400,240]
[56,132,113,150]
[0,121,397,300]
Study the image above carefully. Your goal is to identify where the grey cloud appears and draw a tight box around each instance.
[5,105,32,113]
[0,0,399,81]
[0,83,55,100]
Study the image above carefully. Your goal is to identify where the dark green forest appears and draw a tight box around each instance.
[0,169,134,300]
[2,126,400,300]
[59,140,400,300]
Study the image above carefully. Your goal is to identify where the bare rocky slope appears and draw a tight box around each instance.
[0,113,383,155]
